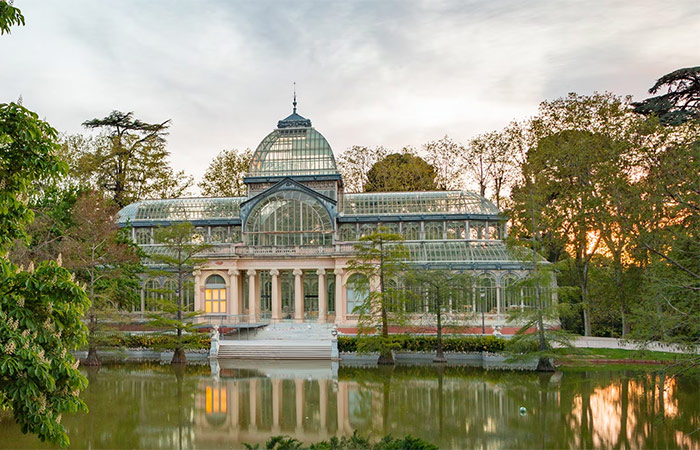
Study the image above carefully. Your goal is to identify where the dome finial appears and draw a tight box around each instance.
[293,81,297,113]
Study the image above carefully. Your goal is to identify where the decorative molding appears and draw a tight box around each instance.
[293,268,303,277]
[270,269,280,277]
[316,268,326,276]
[247,269,257,277]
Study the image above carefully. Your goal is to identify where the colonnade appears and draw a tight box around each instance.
[194,264,348,324]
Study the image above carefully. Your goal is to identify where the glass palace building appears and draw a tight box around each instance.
[118,106,549,330]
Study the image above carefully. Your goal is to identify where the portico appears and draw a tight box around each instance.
[195,260,348,325]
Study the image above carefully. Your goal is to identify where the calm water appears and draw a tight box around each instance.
[0,361,698,449]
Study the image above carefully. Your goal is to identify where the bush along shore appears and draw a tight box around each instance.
[244,432,438,450]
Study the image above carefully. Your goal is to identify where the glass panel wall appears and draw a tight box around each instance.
[245,190,333,246]
[248,128,338,177]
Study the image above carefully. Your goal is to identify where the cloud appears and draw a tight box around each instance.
[1,0,698,192]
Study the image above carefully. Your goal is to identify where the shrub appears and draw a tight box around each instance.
[244,432,438,450]
[91,332,209,350]
[338,335,510,354]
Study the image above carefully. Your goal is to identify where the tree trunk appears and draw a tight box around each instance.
[434,286,446,363]
[84,345,101,367]
[581,265,592,336]
[536,356,554,372]
[171,347,187,365]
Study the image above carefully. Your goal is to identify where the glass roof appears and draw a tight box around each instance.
[401,241,517,264]
[117,197,245,223]
[342,191,500,216]
[248,128,338,177]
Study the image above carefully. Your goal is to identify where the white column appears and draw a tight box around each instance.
[317,269,327,324]
[270,269,281,322]
[496,280,502,315]
[247,269,257,323]
[334,268,345,324]
[293,269,304,323]
[228,269,240,316]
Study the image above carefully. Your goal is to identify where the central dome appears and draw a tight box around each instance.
[247,110,338,178]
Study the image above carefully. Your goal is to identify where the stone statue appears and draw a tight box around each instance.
[210,325,220,357]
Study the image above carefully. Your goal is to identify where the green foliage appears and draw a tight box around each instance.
[198,148,252,196]
[147,222,211,363]
[91,332,209,350]
[365,153,437,193]
[337,145,389,193]
[76,111,193,207]
[243,431,438,450]
[632,66,700,125]
[348,230,410,363]
[0,101,90,446]
[338,335,510,354]
[0,0,24,34]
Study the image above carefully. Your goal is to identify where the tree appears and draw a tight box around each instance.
[198,148,252,197]
[365,153,438,193]
[79,111,193,207]
[0,0,23,35]
[60,190,141,366]
[464,134,494,199]
[405,269,474,363]
[633,66,700,125]
[337,145,388,193]
[423,136,465,190]
[347,229,409,364]
[148,222,210,364]
[0,102,90,447]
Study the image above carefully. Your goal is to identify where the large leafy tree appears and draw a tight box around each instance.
[78,111,192,207]
[347,229,409,365]
[148,222,210,365]
[337,145,388,193]
[632,66,700,125]
[0,102,90,447]
[423,136,465,190]
[60,190,141,366]
[198,148,252,197]
[365,153,438,193]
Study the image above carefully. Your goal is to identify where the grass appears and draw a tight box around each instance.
[554,347,691,366]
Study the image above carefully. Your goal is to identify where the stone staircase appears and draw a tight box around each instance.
[216,323,335,360]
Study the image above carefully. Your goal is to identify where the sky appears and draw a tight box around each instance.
[1,1,698,192]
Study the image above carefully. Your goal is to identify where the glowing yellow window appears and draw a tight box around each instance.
[204,275,227,314]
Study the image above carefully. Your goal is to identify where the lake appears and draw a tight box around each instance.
[0,361,697,449]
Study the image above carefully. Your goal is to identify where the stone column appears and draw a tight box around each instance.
[270,269,281,323]
[231,381,240,427]
[247,269,257,323]
[293,269,304,323]
[496,279,502,315]
[334,268,345,324]
[228,269,241,317]
[317,269,327,324]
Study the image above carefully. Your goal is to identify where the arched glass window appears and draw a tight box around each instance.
[145,279,159,310]
[338,224,357,242]
[359,223,376,238]
[469,222,485,240]
[245,190,333,246]
[135,228,151,245]
[346,273,368,315]
[477,275,497,313]
[425,222,444,240]
[503,275,520,310]
[205,274,227,314]
[210,226,228,243]
[402,222,420,240]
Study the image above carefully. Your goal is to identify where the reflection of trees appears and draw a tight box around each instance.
[3,364,699,449]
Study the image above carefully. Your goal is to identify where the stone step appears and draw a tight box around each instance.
[217,340,332,360]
